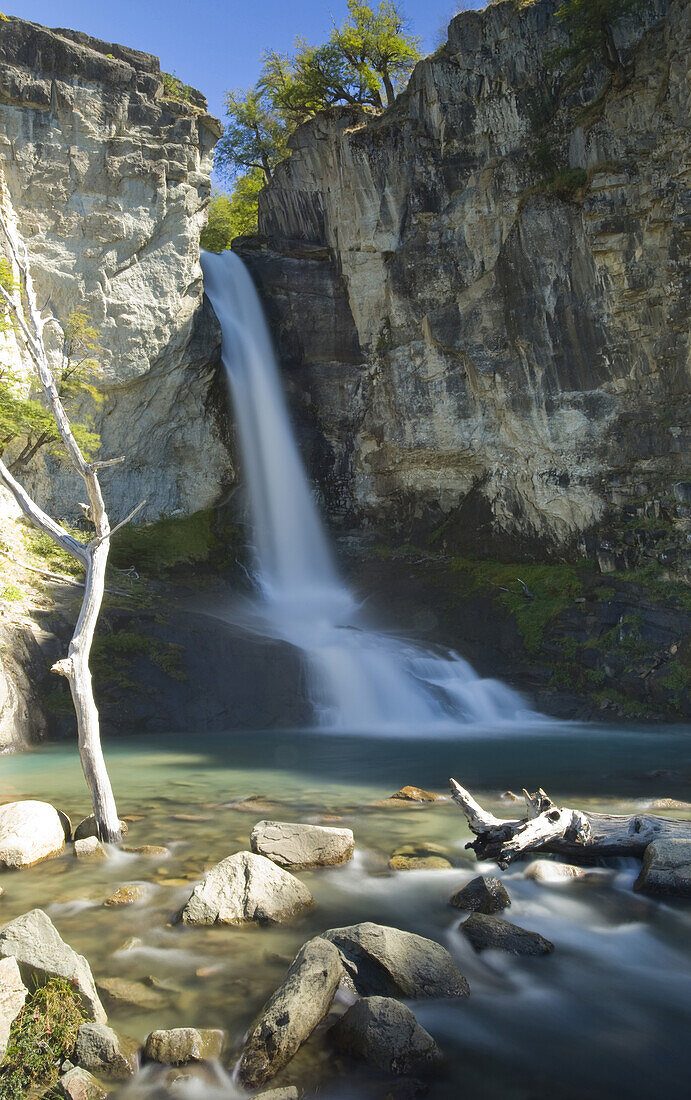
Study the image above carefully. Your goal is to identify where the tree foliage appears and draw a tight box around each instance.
[201,174,264,252]
[215,88,288,181]
[553,0,646,73]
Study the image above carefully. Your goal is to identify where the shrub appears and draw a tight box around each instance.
[0,978,86,1099]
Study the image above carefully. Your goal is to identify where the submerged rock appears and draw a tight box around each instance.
[250,819,354,869]
[123,845,170,857]
[0,908,106,1022]
[249,1089,300,1100]
[634,839,691,898]
[56,1065,107,1100]
[391,787,446,803]
[0,800,65,869]
[104,884,147,907]
[449,875,510,913]
[239,936,342,1088]
[144,1027,225,1065]
[0,956,27,1060]
[74,816,128,842]
[388,844,452,870]
[324,922,469,998]
[178,851,315,926]
[74,1022,140,1079]
[331,996,443,1076]
[74,837,107,862]
[460,913,554,956]
[97,977,168,1012]
[524,860,587,883]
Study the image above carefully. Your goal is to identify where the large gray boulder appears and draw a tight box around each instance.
[178,851,315,926]
[239,936,343,1088]
[250,820,354,869]
[0,909,107,1022]
[460,913,554,956]
[74,1022,139,1079]
[634,839,691,897]
[449,875,510,914]
[324,922,469,998]
[0,956,27,1060]
[0,800,65,868]
[143,1027,225,1065]
[331,996,443,1076]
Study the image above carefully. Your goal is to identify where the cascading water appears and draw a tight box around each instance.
[202,250,533,733]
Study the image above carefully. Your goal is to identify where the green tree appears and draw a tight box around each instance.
[201,173,264,251]
[334,1,421,108]
[553,0,645,75]
[215,88,288,181]
[262,38,384,123]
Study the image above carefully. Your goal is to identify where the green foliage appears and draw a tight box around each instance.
[215,87,289,181]
[201,174,264,251]
[109,509,222,576]
[552,0,646,74]
[529,166,588,202]
[161,70,193,102]
[0,978,86,1099]
[0,581,22,601]
[23,525,85,577]
[92,629,187,684]
[334,1,421,108]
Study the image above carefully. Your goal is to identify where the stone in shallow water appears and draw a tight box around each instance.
[239,936,342,1088]
[56,1066,107,1100]
[391,786,446,802]
[97,977,168,1012]
[524,860,586,883]
[249,1089,300,1100]
[460,913,554,956]
[74,837,107,862]
[389,843,452,870]
[74,815,128,842]
[0,956,27,1060]
[177,850,315,926]
[449,874,510,913]
[331,995,443,1076]
[104,884,147,907]
[250,819,354,869]
[634,838,691,897]
[123,845,170,857]
[324,922,469,998]
[0,908,106,1022]
[74,1021,140,1079]
[144,1027,225,1065]
[0,800,65,869]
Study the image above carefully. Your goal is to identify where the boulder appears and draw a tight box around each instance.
[0,800,65,868]
[324,922,469,998]
[74,1022,139,1079]
[391,787,445,802]
[0,956,27,1060]
[524,861,586,883]
[634,839,691,897]
[0,909,106,1022]
[460,913,554,956]
[96,977,168,1012]
[388,844,452,870]
[74,837,107,862]
[144,1027,225,1065]
[73,816,128,842]
[178,851,315,926]
[250,820,354,869]
[239,936,343,1088]
[56,1066,107,1100]
[104,884,147,907]
[331,996,443,1076]
[449,875,510,913]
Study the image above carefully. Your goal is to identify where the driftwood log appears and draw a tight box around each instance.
[449,779,691,867]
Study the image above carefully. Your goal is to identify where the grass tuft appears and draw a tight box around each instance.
[0,977,86,1099]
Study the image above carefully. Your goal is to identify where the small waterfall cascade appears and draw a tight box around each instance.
[202,250,533,733]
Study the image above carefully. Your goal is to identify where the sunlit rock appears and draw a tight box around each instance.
[177,851,315,926]
[324,922,469,998]
[250,820,354,869]
[0,801,65,869]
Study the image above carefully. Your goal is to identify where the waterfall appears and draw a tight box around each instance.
[202,250,533,734]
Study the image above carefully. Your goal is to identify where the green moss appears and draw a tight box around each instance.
[0,978,86,1099]
[591,689,650,719]
[92,629,187,686]
[161,71,194,102]
[594,585,616,601]
[109,509,224,576]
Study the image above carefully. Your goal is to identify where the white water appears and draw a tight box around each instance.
[201,250,533,733]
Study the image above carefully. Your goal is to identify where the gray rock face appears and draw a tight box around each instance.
[143,1027,225,1065]
[0,908,107,1022]
[634,839,691,897]
[331,996,443,1076]
[460,913,554,956]
[449,875,511,914]
[243,0,688,558]
[0,800,65,868]
[239,936,343,1088]
[324,922,469,998]
[56,1066,107,1100]
[0,15,232,524]
[0,956,27,1060]
[250,819,354,869]
[74,1022,139,1079]
[178,850,315,926]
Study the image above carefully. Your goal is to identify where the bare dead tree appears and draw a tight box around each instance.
[0,183,144,842]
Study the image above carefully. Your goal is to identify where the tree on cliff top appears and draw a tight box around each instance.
[553,0,646,76]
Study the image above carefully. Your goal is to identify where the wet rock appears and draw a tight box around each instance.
[650,798,691,812]
[73,816,128,842]
[104,884,147,907]
[460,913,554,956]
[0,908,106,1022]
[97,977,168,1012]
[74,837,107,862]
[0,800,65,868]
[324,922,469,998]
[449,875,510,913]
[178,851,315,926]
[634,839,691,897]
[250,820,354,869]
[74,1021,139,1079]
[249,1089,300,1100]
[123,845,170,857]
[389,844,452,870]
[239,936,342,1088]
[331,996,443,1076]
[390,787,445,803]
[144,1027,225,1065]
[56,1066,107,1100]
[0,956,27,1060]
[524,860,587,883]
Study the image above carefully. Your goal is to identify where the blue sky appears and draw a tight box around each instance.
[14,1,477,122]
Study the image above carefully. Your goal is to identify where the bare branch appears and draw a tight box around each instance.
[93,499,146,546]
[89,456,126,471]
[0,457,89,565]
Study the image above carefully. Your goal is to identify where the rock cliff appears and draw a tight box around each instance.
[0,15,232,521]
[240,0,689,563]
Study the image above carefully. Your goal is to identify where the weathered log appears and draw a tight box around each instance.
[449,779,691,867]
